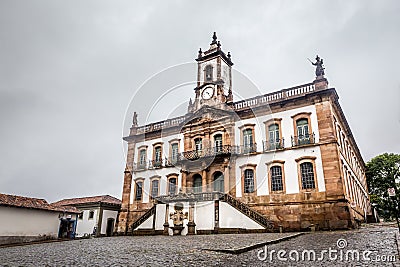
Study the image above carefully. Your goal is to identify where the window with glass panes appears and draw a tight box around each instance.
[300,162,315,189]
[139,149,146,166]
[268,124,280,144]
[171,143,179,163]
[243,129,253,153]
[135,181,143,200]
[169,178,177,195]
[244,169,255,193]
[270,166,283,191]
[195,138,202,151]
[296,119,309,138]
[193,174,202,193]
[154,146,162,164]
[214,134,222,152]
[151,179,159,198]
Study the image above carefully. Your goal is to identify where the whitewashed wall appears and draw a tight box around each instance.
[0,206,60,237]
[100,210,118,235]
[75,208,98,237]
[234,105,325,197]
[194,201,214,230]
[219,202,264,229]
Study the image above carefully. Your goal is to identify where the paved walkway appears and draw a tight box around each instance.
[0,226,399,266]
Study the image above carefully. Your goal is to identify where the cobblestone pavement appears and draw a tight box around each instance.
[0,225,399,266]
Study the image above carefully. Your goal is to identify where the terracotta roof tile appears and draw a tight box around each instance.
[0,193,79,213]
[52,195,121,207]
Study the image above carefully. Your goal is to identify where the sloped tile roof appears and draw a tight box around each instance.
[0,193,79,213]
[52,195,121,207]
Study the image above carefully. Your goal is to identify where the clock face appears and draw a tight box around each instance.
[202,87,214,100]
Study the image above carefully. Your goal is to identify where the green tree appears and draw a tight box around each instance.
[366,153,400,221]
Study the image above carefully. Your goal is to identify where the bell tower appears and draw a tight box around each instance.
[188,32,234,112]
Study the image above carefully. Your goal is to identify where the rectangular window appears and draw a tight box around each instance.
[243,129,254,153]
[214,134,222,152]
[171,143,179,163]
[151,180,159,198]
[169,178,177,195]
[154,146,162,167]
[244,169,254,193]
[270,166,283,191]
[300,162,315,189]
[135,181,143,200]
[139,149,146,166]
[195,138,202,154]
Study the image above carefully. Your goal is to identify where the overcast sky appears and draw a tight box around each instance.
[1,1,399,202]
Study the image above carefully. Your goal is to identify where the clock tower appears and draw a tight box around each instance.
[188,32,234,112]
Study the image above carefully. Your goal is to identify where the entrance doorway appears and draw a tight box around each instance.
[58,218,76,239]
[106,218,115,236]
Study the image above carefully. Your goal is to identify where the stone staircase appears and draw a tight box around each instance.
[130,192,275,235]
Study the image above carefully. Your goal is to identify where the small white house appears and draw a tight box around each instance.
[53,195,121,237]
[0,193,79,245]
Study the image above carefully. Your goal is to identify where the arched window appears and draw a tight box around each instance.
[300,162,315,189]
[214,134,223,152]
[244,169,254,193]
[193,174,202,193]
[205,65,213,81]
[270,166,283,191]
[213,172,224,192]
[135,181,143,200]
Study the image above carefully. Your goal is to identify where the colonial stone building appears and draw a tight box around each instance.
[116,33,371,234]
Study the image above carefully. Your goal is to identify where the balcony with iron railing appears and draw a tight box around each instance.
[133,142,281,170]
[291,133,316,147]
[262,139,285,152]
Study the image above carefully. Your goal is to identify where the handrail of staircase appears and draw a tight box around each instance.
[130,205,156,232]
[222,194,275,230]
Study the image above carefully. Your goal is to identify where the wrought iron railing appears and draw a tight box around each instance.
[262,139,285,152]
[130,205,156,232]
[235,143,257,154]
[291,133,316,147]
[223,194,274,230]
[181,145,234,160]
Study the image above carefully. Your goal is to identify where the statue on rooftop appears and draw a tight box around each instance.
[310,55,325,77]
[132,112,138,126]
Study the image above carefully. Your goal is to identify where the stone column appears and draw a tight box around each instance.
[224,164,229,193]
[202,170,207,193]
[187,202,196,235]
[163,204,170,235]
[181,171,187,193]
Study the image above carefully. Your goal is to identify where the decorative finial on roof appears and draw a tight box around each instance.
[217,41,221,50]
[210,32,217,45]
[198,48,202,59]
[227,52,231,59]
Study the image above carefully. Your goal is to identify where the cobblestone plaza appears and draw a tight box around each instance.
[1,225,399,266]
